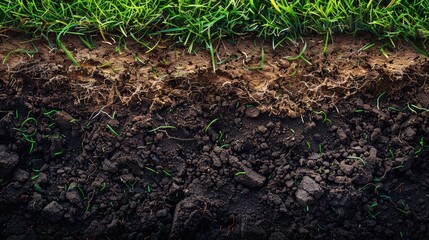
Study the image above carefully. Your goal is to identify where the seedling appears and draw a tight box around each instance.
[363,132,368,140]
[406,103,417,114]
[100,182,106,191]
[358,43,376,52]
[106,124,119,136]
[388,106,407,112]
[379,44,389,58]
[396,202,408,214]
[53,150,63,157]
[13,116,39,153]
[148,125,176,133]
[147,184,151,193]
[284,40,312,65]
[42,108,59,118]
[235,101,240,108]
[369,202,379,219]
[145,167,159,174]
[374,184,381,194]
[317,224,327,232]
[354,109,364,113]
[235,171,247,176]
[347,156,366,166]
[34,184,44,193]
[389,148,395,160]
[220,144,230,149]
[290,128,295,134]
[306,141,311,150]
[163,170,172,177]
[204,117,220,133]
[318,143,323,156]
[313,111,332,124]
[305,205,310,212]
[410,104,429,112]
[376,92,386,110]
[2,46,38,64]
[216,130,223,145]
[419,137,425,147]
[380,194,392,201]
[120,178,136,192]
[31,174,40,181]
[414,137,427,155]
[76,186,87,200]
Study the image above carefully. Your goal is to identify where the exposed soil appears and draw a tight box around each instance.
[1,33,429,240]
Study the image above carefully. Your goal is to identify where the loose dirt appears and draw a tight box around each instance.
[1,33,429,239]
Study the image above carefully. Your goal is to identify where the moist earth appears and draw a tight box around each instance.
[1,34,429,239]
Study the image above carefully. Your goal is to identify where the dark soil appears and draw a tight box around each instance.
[1,34,429,240]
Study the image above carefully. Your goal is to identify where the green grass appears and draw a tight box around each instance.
[1,0,429,61]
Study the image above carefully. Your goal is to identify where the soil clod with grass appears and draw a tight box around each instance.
[1,35,429,239]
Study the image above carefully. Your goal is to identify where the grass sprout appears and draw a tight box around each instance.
[3,46,39,64]
[284,40,312,65]
[313,111,332,124]
[358,43,376,52]
[145,167,159,174]
[148,125,176,133]
[323,31,330,56]
[376,92,386,110]
[347,156,366,166]
[34,184,44,193]
[106,124,119,136]
[163,170,172,177]
[204,117,220,133]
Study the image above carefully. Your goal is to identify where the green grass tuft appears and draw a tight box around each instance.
[1,0,429,64]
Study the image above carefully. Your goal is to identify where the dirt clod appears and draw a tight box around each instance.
[0,145,19,178]
[42,201,64,221]
[245,107,260,118]
[295,176,323,205]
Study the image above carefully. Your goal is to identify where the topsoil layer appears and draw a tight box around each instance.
[1,33,429,240]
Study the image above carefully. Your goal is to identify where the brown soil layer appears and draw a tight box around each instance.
[1,34,429,239]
